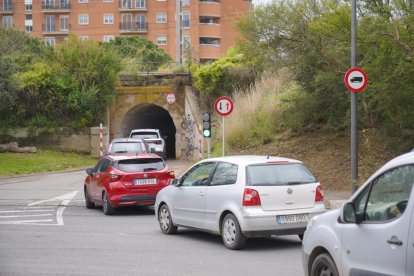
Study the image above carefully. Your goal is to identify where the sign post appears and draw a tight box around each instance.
[345,67,368,193]
[214,96,234,156]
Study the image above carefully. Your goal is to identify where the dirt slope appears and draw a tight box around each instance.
[229,130,403,192]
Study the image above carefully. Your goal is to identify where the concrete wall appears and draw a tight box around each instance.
[0,127,109,156]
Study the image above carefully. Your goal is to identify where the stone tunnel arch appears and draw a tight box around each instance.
[121,103,176,159]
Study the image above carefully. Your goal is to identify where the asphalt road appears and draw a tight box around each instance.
[0,160,304,276]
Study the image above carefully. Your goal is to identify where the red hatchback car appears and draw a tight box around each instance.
[84,154,174,215]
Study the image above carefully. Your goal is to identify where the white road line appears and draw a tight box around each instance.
[28,191,79,207]
[0,209,55,213]
[0,219,53,224]
[0,214,53,218]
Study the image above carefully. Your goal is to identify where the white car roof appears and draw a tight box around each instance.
[130,129,160,133]
[201,155,303,166]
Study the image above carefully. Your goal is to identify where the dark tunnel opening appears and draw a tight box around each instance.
[122,103,176,159]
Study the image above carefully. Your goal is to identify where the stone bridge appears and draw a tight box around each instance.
[108,73,203,160]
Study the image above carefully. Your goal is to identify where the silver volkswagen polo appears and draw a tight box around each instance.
[154,155,326,249]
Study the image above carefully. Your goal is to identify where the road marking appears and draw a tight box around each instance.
[0,190,79,226]
[0,214,53,218]
[0,209,55,213]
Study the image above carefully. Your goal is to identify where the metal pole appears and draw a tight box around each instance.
[222,116,225,156]
[175,0,182,65]
[207,138,211,158]
[351,0,358,194]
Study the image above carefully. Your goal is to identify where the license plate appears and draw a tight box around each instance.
[134,178,157,185]
[276,214,309,224]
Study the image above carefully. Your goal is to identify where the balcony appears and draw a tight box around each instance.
[41,2,70,13]
[199,1,221,17]
[0,4,13,14]
[119,21,148,33]
[119,0,147,11]
[42,24,71,34]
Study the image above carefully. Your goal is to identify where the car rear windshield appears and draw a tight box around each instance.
[117,158,165,172]
[246,163,317,186]
[131,132,158,139]
[111,142,145,154]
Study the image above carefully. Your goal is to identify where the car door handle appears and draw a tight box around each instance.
[198,191,206,197]
[387,237,403,246]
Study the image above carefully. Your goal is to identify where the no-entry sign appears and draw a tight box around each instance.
[214,96,234,116]
[344,67,368,93]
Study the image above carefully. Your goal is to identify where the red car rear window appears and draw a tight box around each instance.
[117,158,165,172]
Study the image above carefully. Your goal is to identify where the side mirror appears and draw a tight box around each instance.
[86,168,94,175]
[150,148,156,153]
[342,202,363,224]
[171,179,180,186]
[162,135,168,140]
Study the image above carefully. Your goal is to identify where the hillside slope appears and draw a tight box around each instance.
[229,130,405,191]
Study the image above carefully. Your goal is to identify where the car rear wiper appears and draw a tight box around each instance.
[287,181,313,185]
[114,151,127,153]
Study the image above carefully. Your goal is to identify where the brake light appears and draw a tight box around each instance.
[315,185,324,202]
[109,174,122,182]
[243,188,261,206]
[154,140,162,145]
[167,171,175,179]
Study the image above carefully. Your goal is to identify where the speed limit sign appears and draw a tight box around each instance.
[165,91,176,105]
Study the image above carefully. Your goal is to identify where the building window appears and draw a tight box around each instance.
[60,15,69,31]
[25,0,33,11]
[182,35,190,49]
[156,35,167,45]
[200,16,219,24]
[136,0,145,8]
[79,14,89,25]
[78,0,88,3]
[45,37,56,47]
[200,37,220,46]
[45,15,55,31]
[25,14,33,32]
[103,35,114,42]
[182,12,190,28]
[104,14,114,24]
[182,0,190,6]
[156,12,167,23]
[103,0,113,2]
[79,35,89,41]
[2,16,12,28]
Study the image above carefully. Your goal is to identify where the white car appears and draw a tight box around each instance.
[129,129,166,159]
[154,155,326,250]
[302,152,414,276]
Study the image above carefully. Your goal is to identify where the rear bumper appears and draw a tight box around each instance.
[238,203,326,236]
[110,194,156,207]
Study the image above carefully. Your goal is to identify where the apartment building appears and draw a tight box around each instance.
[0,0,251,63]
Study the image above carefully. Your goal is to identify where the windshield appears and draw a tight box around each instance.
[246,163,317,186]
[117,158,165,172]
[131,132,159,139]
[110,142,146,153]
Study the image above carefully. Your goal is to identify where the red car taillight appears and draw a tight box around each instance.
[243,188,261,206]
[109,174,122,182]
[154,140,162,145]
[315,185,324,202]
[167,170,175,179]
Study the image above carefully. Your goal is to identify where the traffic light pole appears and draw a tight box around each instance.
[351,0,358,194]
[207,138,211,158]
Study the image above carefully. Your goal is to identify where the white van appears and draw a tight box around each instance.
[302,152,414,276]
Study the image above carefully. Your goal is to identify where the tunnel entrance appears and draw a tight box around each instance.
[121,103,176,159]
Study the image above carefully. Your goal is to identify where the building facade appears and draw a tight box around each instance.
[0,0,251,62]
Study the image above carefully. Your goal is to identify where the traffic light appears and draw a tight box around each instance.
[202,112,211,138]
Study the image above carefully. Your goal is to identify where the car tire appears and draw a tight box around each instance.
[310,253,339,276]
[158,204,177,234]
[84,186,95,209]
[221,213,246,250]
[102,192,115,215]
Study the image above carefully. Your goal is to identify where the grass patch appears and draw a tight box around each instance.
[0,150,97,176]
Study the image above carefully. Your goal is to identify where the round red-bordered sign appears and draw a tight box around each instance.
[214,96,234,116]
[165,91,176,105]
[344,67,368,93]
